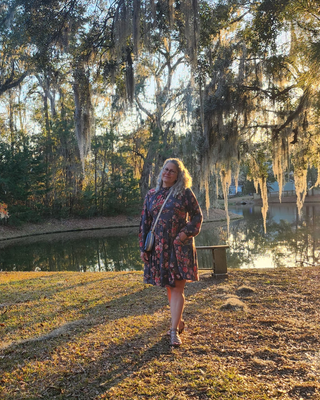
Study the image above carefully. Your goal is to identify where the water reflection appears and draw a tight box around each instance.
[0,228,141,272]
[0,203,319,271]
[222,204,320,269]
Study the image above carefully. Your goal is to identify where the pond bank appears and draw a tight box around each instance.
[0,208,242,242]
[1,267,320,399]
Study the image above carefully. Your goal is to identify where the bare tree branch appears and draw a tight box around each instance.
[0,72,29,96]
[135,96,154,119]
[130,149,145,160]
[273,89,310,137]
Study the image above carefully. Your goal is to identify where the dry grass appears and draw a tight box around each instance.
[1,268,320,399]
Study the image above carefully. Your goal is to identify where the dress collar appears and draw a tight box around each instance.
[161,185,172,191]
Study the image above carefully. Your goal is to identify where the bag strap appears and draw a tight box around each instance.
[151,187,173,233]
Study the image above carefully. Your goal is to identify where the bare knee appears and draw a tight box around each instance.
[171,280,186,295]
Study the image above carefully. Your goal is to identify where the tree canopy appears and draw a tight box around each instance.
[0,0,320,226]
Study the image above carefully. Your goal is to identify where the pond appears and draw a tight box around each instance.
[227,203,320,269]
[0,202,319,271]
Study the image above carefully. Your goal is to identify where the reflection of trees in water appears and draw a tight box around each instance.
[225,205,320,269]
[1,205,319,271]
[228,213,269,268]
[0,234,142,272]
[270,207,320,268]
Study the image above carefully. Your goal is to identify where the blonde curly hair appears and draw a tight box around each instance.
[155,158,192,197]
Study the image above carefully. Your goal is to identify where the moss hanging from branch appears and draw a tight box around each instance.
[125,48,135,104]
[73,63,94,170]
[259,175,268,234]
[248,156,269,234]
[181,0,198,66]
[200,73,241,234]
[309,160,320,190]
[204,179,210,216]
[198,27,253,231]
[113,0,130,57]
[109,0,200,106]
[292,152,308,217]
[220,167,232,236]
[109,0,319,229]
[272,135,289,203]
[133,0,141,55]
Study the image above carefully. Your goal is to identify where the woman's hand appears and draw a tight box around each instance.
[140,251,149,262]
[179,232,188,242]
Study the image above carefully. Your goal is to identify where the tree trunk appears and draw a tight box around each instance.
[140,149,154,198]
[43,92,50,208]
[101,148,107,214]
[8,90,14,155]
[94,136,98,210]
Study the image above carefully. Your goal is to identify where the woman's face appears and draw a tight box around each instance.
[162,162,179,187]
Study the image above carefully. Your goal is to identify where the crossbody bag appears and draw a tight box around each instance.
[144,187,173,252]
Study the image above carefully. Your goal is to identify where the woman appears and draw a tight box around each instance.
[139,158,203,346]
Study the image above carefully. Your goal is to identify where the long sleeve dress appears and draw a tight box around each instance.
[139,186,203,287]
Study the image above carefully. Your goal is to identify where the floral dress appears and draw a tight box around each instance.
[139,186,203,287]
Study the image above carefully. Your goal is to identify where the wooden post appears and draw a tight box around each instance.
[212,247,228,277]
[196,245,229,277]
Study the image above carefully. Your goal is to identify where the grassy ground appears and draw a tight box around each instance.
[1,268,320,399]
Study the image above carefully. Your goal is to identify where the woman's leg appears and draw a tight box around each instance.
[170,280,186,330]
[166,286,172,305]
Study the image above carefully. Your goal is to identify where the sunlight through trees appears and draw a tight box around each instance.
[0,0,320,226]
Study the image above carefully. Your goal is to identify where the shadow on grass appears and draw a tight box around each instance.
[81,329,175,397]
[1,274,225,399]
[0,273,126,301]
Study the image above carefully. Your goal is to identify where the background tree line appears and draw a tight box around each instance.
[0,0,320,224]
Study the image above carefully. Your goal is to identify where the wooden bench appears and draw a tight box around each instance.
[196,245,229,278]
